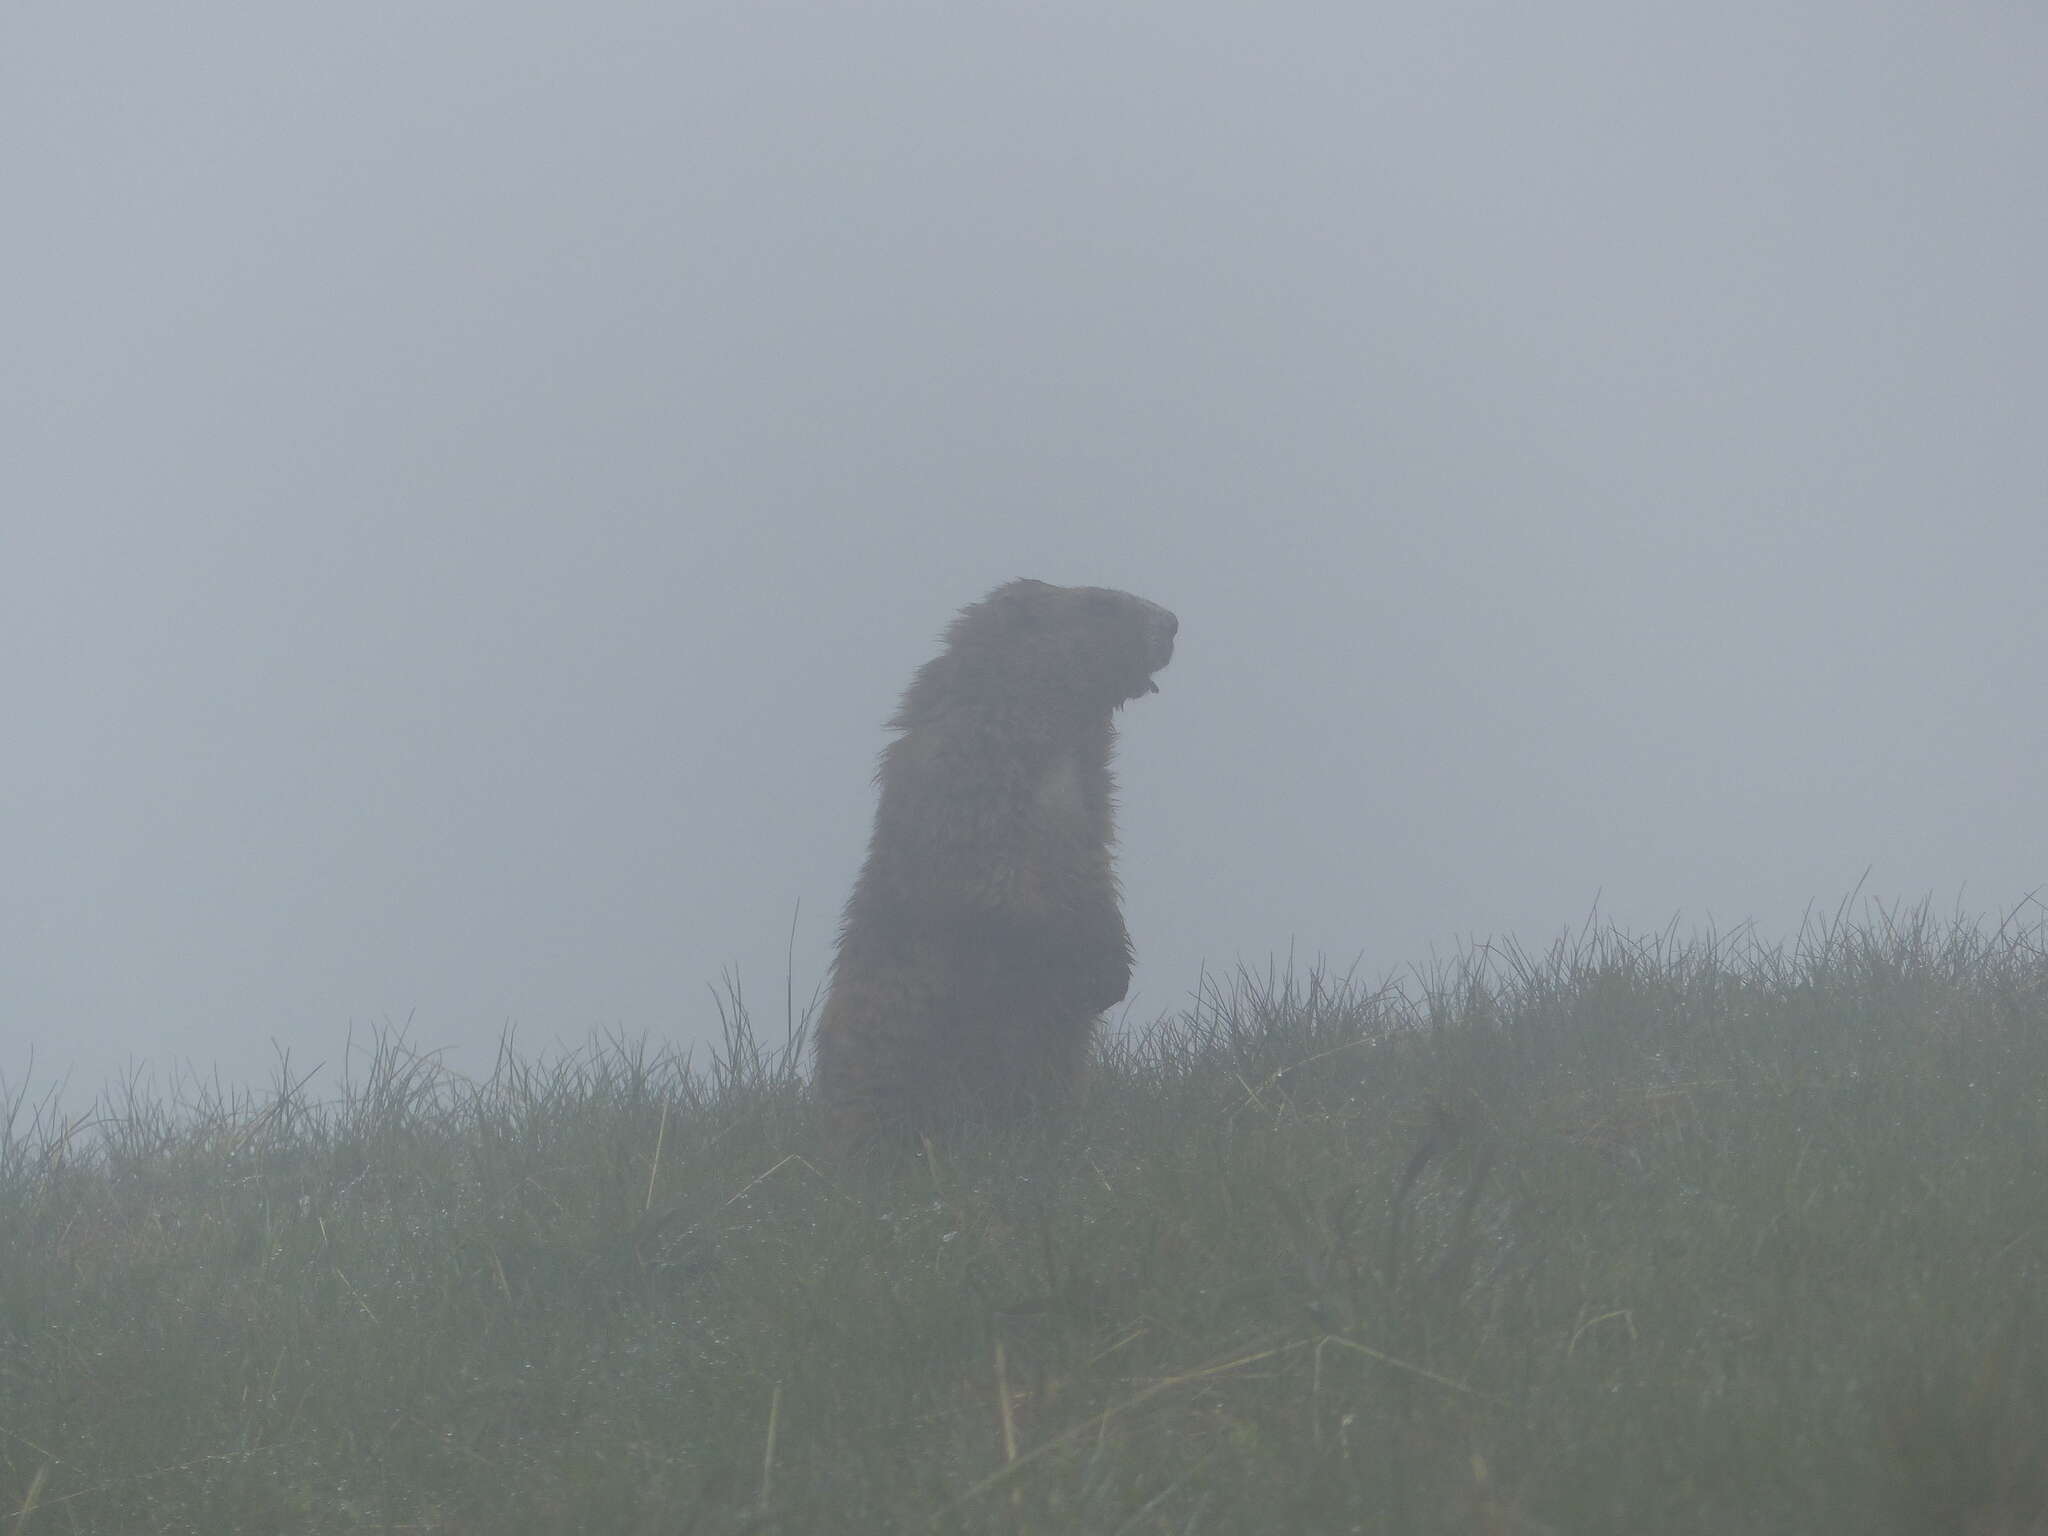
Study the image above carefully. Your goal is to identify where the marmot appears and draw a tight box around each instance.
[814,579,1178,1138]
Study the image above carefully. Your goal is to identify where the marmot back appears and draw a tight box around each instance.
[814,578,1177,1138]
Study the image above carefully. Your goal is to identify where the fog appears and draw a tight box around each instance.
[6,2,2043,1106]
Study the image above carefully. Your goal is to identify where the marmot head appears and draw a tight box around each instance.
[891,579,1178,729]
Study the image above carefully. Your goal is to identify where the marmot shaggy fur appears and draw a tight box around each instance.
[814,579,1178,1138]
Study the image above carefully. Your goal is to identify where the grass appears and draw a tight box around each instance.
[3,897,2046,1534]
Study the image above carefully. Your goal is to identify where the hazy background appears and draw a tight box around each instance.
[6,1,2043,1106]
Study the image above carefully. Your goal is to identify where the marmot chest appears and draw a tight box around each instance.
[1029,751,1110,847]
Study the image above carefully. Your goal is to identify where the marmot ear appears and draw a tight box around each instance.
[991,579,1052,626]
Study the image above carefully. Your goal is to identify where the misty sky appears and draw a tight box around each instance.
[6,2,2044,1106]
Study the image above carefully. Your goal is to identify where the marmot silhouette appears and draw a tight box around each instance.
[814,578,1177,1138]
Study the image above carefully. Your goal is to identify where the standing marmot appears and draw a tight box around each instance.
[814,579,1178,1138]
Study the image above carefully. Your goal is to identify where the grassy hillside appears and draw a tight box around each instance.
[4,901,2046,1534]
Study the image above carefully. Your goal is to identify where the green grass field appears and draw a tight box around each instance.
[4,899,2045,1534]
